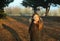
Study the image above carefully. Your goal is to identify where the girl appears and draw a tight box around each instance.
[29,13,44,41]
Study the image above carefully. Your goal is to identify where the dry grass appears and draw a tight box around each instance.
[0,16,29,41]
[0,16,60,41]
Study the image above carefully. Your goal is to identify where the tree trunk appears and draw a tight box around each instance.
[45,7,50,16]
[33,6,37,14]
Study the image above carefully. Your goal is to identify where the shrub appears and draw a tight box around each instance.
[0,11,7,19]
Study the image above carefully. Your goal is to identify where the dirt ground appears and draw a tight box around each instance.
[0,16,60,41]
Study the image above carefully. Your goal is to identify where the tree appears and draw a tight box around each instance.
[42,0,60,16]
[22,0,60,16]
[0,0,14,18]
[22,0,44,13]
[41,0,52,16]
[22,0,54,16]
[0,0,14,11]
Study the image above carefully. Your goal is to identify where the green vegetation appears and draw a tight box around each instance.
[0,0,14,19]
[0,10,7,19]
[22,0,60,16]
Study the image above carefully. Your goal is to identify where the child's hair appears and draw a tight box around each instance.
[29,13,43,31]
[29,13,40,29]
[32,13,40,19]
[31,13,40,23]
[29,13,40,30]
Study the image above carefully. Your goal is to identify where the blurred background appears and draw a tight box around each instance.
[3,0,60,16]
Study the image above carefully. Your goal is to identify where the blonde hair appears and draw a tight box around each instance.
[29,13,43,31]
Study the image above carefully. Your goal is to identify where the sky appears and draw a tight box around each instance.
[8,0,59,10]
[9,0,25,8]
[5,0,60,16]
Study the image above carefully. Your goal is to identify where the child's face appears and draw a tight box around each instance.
[33,14,39,22]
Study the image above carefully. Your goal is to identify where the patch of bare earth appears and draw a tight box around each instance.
[0,16,60,41]
[0,16,30,41]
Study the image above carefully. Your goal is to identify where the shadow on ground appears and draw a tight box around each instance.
[2,24,22,41]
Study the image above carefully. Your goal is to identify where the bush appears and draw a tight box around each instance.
[0,12,7,19]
